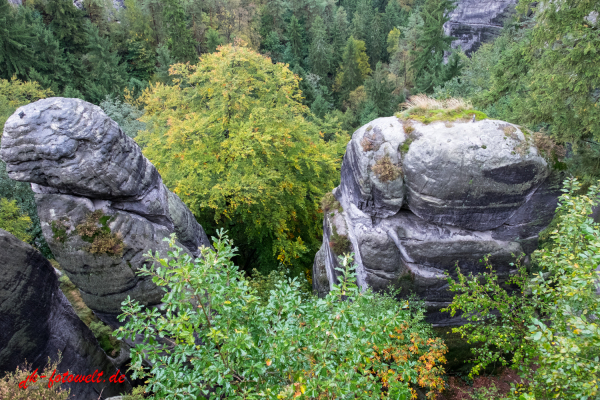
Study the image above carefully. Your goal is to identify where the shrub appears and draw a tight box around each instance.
[444,178,600,399]
[0,357,70,400]
[360,131,383,152]
[117,231,447,400]
[0,198,32,242]
[75,211,124,256]
[372,154,402,182]
[320,192,341,214]
[329,230,351,255]
[532,131,565,161]
[99,95,145,139]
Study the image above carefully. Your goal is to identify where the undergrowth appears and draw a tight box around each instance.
[0,357,70,400]
[321,192,342,215]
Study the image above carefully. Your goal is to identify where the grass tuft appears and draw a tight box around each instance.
[396,95,487,125]
[372,155,402,182]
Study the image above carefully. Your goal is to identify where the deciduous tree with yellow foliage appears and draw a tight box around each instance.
[136,43,346,273]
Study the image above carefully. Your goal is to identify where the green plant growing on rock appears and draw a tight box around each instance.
[117,231,447,400]
[372,154,402,182]
[320,192,342,215]
[444,178,600,399]
[51,218,70,244]
[76,210,124,256]
[360,131,383,152]
[329,226,351,255]
[396,95,487,125]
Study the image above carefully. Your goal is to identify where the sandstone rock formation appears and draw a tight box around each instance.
[0,229,131,399]
[445,0,517,55]
[314,116,561,325]
[0,97,210,318]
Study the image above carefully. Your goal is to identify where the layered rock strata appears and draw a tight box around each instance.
[445,0,518,55]
[313,116,561,325]
[0,229,131,399]
[1,97,210,317]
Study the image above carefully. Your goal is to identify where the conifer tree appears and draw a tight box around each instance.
[286,15,305,63]
[308,16,332,77]
[365,61,396,116]
[330,7,350,67]
[46,0,88,53]
[0,0,35,79]
[161,0,197,63]
[334,36,371,98]
[411,0,456,92]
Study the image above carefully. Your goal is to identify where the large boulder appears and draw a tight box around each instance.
[444,0,517,56]
[315,116,561,325]
[1,97,211,317]
[0,229,131,399]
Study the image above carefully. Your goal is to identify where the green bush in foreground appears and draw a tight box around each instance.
[445,178,600,399]
[117,231,447,399]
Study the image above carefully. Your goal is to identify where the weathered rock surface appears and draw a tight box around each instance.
[444,0,517,55]
[0,229,131,399]
[315,116,561,325]
[1,97,210,316]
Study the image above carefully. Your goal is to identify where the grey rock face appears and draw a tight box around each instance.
[1,97,210,315]
[0,229,131,399]
[445,0,517,55]
[315,117,561,325]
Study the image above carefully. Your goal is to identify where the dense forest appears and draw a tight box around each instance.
[2,0,600,399]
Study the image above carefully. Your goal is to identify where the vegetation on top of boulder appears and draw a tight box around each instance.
[396,95,487,124]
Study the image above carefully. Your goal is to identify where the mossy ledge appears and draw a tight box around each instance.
[396,108,488,125]
[75,210,124,256]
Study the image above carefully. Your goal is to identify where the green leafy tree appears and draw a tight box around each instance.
[308,16,332,77]
[0,77,53,257]
[136,44,345,273]
[0,198,32,242]
[117,232,448,399]
[445,178,600,399]
[155,44,175,84]
[261,31,285,63]
[334,36,371,98]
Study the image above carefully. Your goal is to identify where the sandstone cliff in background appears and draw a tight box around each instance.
[0,97,211,324]
[0,229,131,399]
[313,116,561,325]
[445,0,518,55]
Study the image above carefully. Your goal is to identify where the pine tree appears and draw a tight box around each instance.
[262,31,285,63]
[365,61,396,116]
[286,15,305,63]
[351,0,374,43]
[46,0,88,53]
[385,0,409,31]
[411,0,456,92]
[81,21,128,103]
[366,13,386,66]
[162,0,197,63]
[205,28,224,53]
[330,7,349,67]
[334,36,371,98]
[308,16,332,77]
[155,44,175,84]
[0,0,35,79]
